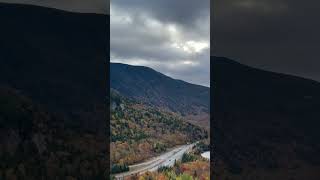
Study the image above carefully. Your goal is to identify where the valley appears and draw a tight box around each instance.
[110,89,208,166]
[114,143,196,179]
[110,63,210,179]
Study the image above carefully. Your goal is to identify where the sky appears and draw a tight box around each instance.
[213,0,320,82]
[0,0,210,87]
[111,0,210,87]
[2,0,319,84]
[0,0,109,14]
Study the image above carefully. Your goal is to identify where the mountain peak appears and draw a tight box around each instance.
[110,62,210,116]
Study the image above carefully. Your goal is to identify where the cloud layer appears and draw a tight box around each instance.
[111,0,210,87]
[1,0,210,86]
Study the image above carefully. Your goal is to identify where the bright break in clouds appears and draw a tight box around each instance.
[111,0,210,87]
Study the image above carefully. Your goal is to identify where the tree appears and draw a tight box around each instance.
[181,153,196,163]
[110,163,129,174]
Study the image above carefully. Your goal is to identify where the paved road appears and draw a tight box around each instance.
[114,143,195,179]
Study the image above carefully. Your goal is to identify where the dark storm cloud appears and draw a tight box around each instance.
[213,0,320,82]
[0,0,108,13]
[111,0,210,87]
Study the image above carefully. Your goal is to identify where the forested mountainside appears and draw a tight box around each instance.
[212,56,320,180]
[0,3,107,133]
[136,152,210,180]
[0,86,107,179]
[110,63,210,117]
[0,3,108,179]
[110,89,208,166]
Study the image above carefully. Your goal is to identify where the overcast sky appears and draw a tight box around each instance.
[1,0,210,86]
[2,0,319,84]
[213,0,320,82]
[111,0,210,87]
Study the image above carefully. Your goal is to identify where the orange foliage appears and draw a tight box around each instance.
[156,174,167,180]
[180,161,210,179]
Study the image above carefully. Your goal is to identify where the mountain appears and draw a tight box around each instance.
[110,89,207,167]
[0,3,108,179]
[0,2,108,133]
[0,3,107,123]
[109,63,210,169]
[212,56,320,179]
[110,63,210,120]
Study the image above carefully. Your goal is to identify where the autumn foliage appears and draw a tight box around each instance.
[110,90,208,168]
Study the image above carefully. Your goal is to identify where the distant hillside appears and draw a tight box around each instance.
[0,3,108,179]
[110,63,210,122]
[110,89,207,166]
[212,56,320,179]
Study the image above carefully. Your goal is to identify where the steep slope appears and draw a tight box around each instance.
[0,3,108,134]
[110,63,210,116]
[0,86,108,180]
[110,89,207,166]
[212,56,320,179]
[0,3,108,179]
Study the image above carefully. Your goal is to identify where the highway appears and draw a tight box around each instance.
[114,143,195,179]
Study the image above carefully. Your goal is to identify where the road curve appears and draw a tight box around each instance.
[114,143,196,179]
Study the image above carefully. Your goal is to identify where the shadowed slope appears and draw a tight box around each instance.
[0,3,108,179]
[213,56,320,179]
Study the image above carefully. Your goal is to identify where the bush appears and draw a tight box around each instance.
[158,166,172,173]
[177,173,194,180]
[110,163,129,174]
[181,153,196,163]
[153,142,166,153]
[194,141,210,154]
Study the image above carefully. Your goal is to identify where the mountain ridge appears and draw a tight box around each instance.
[212,56,320,179]
[213,56,320,84]
[0,2,106,15]
[110,62,210,117]
[111,62,210,88]
[0,3,108,179]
